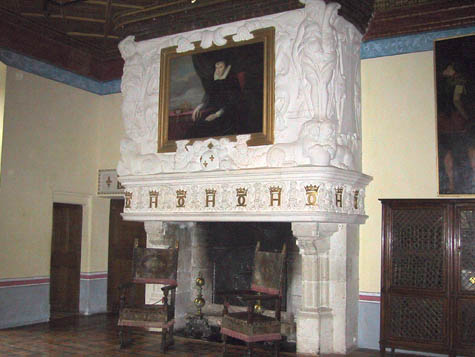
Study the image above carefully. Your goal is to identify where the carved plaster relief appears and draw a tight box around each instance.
[117,0,362,177]
[119,166,371,223]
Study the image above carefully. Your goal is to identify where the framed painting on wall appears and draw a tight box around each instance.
[157,27,275,152]
[435,34,475,194]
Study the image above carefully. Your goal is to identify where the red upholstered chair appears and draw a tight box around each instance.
[220,242,286,357]
[117,241,178,353]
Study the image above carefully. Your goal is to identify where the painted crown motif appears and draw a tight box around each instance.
[236,188,248,195]
[305,184,320,192]
[176,189,187,197]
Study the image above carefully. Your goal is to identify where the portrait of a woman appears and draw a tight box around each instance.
[167,41,264,141]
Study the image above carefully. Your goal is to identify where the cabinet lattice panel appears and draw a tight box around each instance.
[389,295,445,342]
[391,208,445,290]
[460,209,475,292]
[459,299,475,345]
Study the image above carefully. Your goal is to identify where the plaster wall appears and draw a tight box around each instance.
[361,51,441,293]
[92,92,124,272]
[97,93,123,168]
[0,67,122,279]
[0,62,5,174]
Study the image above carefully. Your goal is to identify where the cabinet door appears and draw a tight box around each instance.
[454,205,475,352]
[383,202,450,351]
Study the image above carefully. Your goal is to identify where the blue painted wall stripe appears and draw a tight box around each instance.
[2,26,474,94]
[0,49,121,95]
[361,26,475,59]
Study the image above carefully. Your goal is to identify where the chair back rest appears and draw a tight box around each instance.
[132,246,178,286]
[251,242,286,296]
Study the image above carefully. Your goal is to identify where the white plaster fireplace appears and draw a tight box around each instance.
[116,0,371,354]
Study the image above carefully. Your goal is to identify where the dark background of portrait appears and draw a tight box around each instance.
[191,42,264,136]
[435,34,475,194]
[168,41,264,141]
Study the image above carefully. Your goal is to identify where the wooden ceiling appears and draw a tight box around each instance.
[0,0,473,81]
[366,0,475,41]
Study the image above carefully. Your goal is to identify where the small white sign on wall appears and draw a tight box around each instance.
[97,169,124,196]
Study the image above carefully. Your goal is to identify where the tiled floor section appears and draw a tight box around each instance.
[0,314,415,356]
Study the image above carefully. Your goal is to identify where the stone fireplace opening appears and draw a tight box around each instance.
[205,222,292,308]
[169,222,299,340]
[144,219,363,354]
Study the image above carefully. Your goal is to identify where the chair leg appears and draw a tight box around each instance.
[273,340,280,357]
[161,328,167,353]
[119,327,130,349]
[222,334,227,355]
[246,342,254,357]
[168,327,174,347]
[119,328,125,349]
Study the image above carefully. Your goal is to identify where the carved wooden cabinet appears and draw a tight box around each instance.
[380,199,475,357]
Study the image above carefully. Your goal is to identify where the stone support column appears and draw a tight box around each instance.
[145,221,172,248]
[328,223,359,354]
[292,222,360,355]
[292,222,339,355]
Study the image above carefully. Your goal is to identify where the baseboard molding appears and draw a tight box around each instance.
[0,278,50,329]
[0,317,49,329]
[79,272,108,315]
[0,274,108,329]
[358,292,381,350]
[0,277,382,351]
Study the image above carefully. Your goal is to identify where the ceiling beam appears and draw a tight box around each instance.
[113,0,232,30]
[21,13,106,23]
[103,0,113,41]
[87,0,145,9]
[67,31,119,39]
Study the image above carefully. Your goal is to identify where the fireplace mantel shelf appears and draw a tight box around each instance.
[119,166,370,185]
[122,210,368,223]
[120,165,371,224]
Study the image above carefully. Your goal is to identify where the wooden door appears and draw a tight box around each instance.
[50,203,82,313]
[107,199,146,312]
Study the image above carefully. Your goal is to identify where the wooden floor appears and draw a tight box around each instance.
[0,313,416,356]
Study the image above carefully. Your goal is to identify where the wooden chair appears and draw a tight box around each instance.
[117,240,178,353]
[219,242,286,357]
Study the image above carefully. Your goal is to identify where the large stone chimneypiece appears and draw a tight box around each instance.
[116,0,371,354]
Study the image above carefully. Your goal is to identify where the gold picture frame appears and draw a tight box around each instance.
[158,27,275,152]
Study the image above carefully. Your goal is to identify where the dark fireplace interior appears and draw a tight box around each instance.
[200,222,295,309]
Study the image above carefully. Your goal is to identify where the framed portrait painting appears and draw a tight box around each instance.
[158,27,275,152]
[435,34,475,194]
